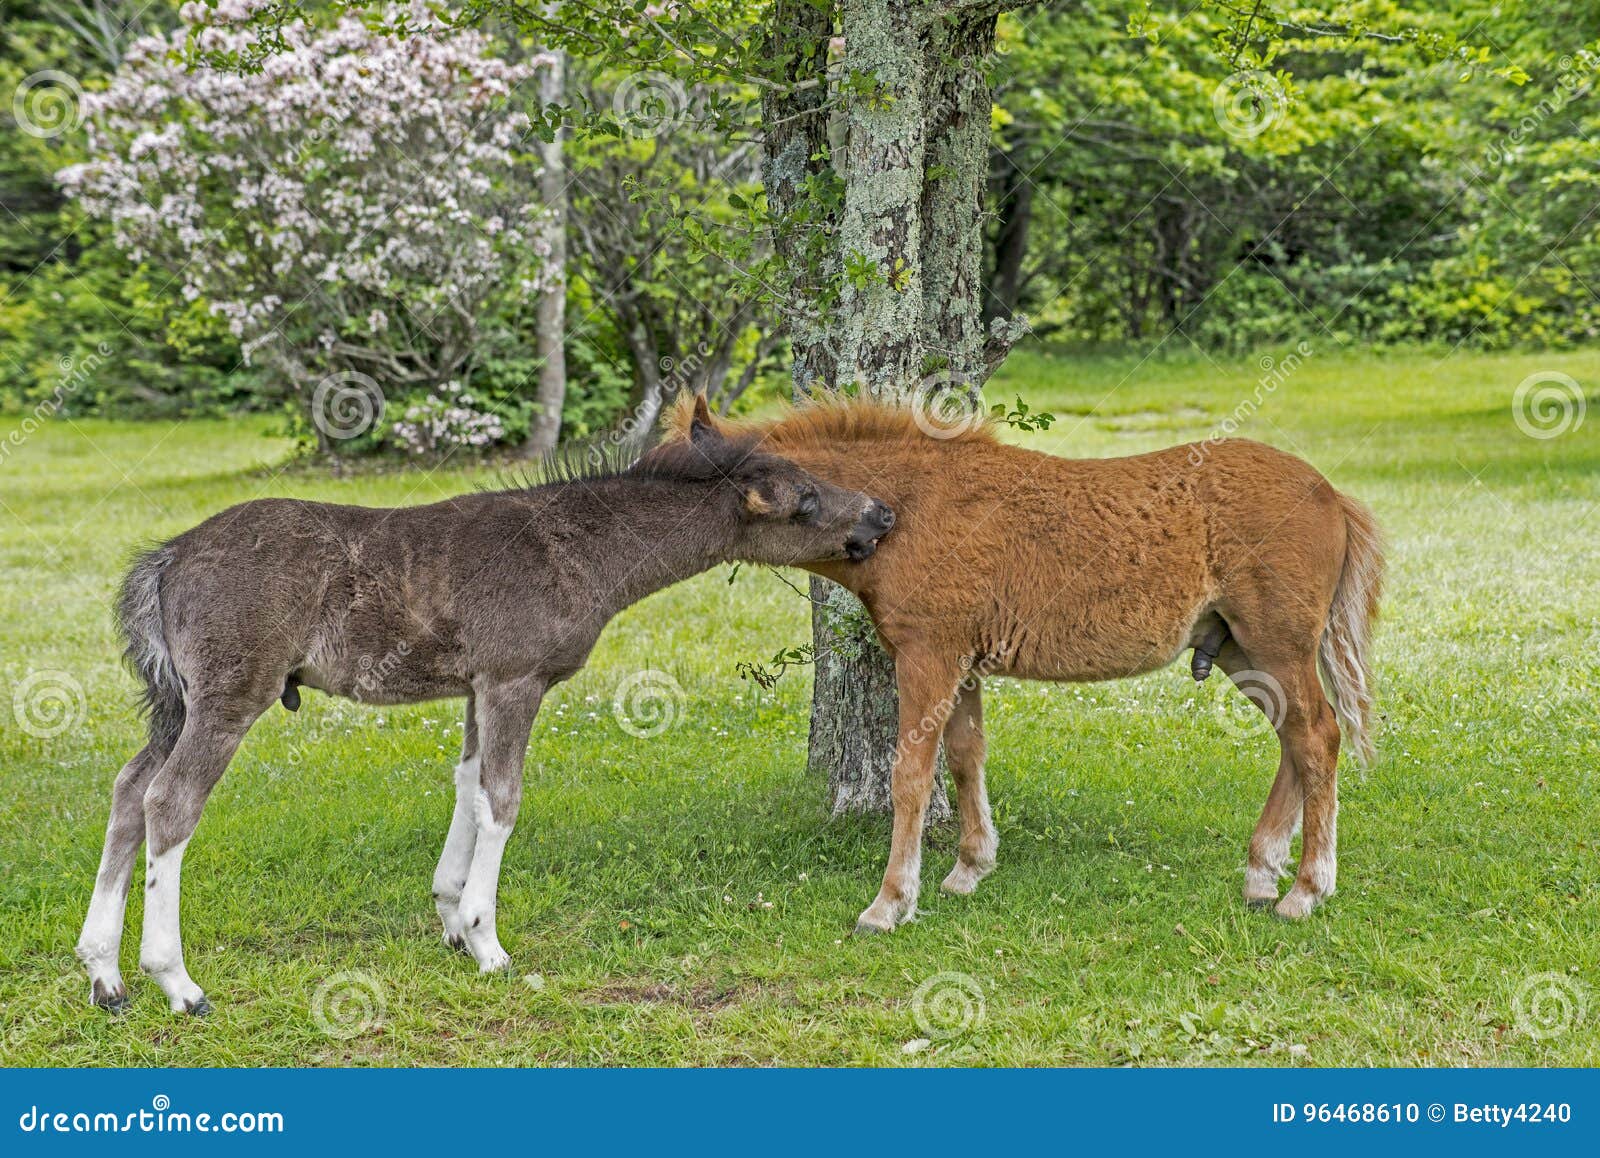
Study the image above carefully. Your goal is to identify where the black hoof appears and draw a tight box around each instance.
[184,996,212,1017]
[91,981,130,1012]
[852,921,889,937]
[1245,897,1275,912]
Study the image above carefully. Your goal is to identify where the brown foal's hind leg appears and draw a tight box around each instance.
[1215,640,1304,910]
[855,651,960,935]
[1270,657,1341,919]
[77,741,171,1009]
[939,680,997,897]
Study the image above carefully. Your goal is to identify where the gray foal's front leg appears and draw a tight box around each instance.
[457,675,544,973]
[433,694,480,951]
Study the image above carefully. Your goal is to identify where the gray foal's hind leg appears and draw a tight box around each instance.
[138,714,252,1013]
[433,694,480,952]
[458,675,544,973]
[77,741,170,1009]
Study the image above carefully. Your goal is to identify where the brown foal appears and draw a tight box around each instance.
[671,397,1383,932]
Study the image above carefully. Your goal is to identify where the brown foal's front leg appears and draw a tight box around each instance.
[854,651,960,935]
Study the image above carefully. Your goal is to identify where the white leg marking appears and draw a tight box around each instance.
[1276,811,1334,920]
[78,869,131,1005]
[138,839,207,1012]
[943,795,998,895]
[858,847,922,932]
[1245,807,1302,904]
[458,789,513,973]
[433,755,480,948]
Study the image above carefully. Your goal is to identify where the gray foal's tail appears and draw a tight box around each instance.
[115,544,185,752]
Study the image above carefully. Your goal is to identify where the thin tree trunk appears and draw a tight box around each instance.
[524,44,567,457]
[988,148,1033,324]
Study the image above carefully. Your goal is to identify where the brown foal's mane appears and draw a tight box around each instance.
[665,392,1002,451]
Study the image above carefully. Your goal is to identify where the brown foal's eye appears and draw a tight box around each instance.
[793,489,820,523]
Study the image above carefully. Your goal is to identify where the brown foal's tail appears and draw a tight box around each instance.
[1319,493,1384,765]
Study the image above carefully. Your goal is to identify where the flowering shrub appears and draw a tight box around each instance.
[57,2,553,451]
[390,382,508,455]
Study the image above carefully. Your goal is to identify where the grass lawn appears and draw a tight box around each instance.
[2,343,1597,1067]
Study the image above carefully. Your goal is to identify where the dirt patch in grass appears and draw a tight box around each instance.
[584,979,753,1012]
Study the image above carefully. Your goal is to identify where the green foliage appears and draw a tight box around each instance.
[0,0,243,413]
[992,1,1600,352]
[9,0,1600,428]
[989,395,1054,432]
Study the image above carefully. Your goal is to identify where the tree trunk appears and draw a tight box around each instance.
[988,148,1033,324]
[760,0,839,395]
[524,44,568,457]
[919,13,995,382]
[763,2,1002,821]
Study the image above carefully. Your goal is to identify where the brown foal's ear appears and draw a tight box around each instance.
[689,393,719,445]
